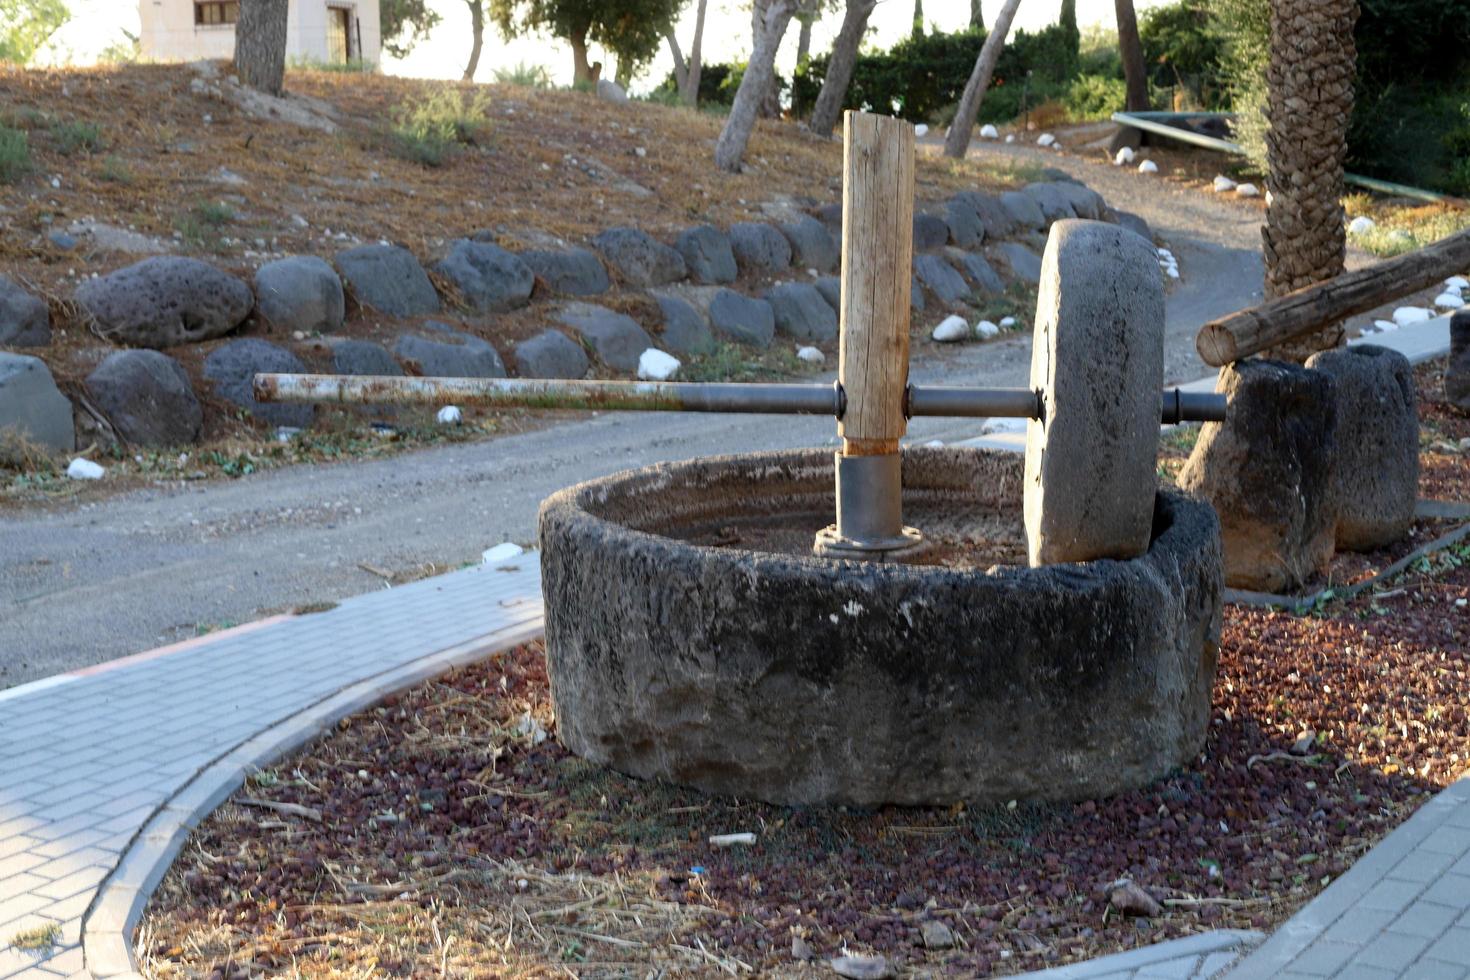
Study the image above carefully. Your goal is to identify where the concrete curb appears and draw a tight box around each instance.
[1017,929,1264,978]
[79,617,545,978]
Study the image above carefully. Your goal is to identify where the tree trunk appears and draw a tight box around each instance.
[1262,0,1359,360]
[716,0,796,172]
[683,0,708,105]
[797,16,813,64]
[809,0,877,138]
[752,0,784,119]
[615,55,633,88]
[971,0,983,29]
[941,0,1022,158]
[570,26,593,84]
[911,0,924,39]
[1115,0,1149,112]
[463,0,484,81]
[666,24,688,93]
[234,0,289,96]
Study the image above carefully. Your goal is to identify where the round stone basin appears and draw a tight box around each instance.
[538,447,1223,807]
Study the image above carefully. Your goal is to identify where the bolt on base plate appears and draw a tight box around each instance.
[811,451,925,561]
[813,524,926,561]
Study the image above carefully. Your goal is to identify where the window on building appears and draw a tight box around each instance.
[195,1,239,26]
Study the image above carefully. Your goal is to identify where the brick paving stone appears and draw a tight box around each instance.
[1424,926,1470,964]
[1352,929,1433,970]
[1421,827,1470,858]
[1321,907,1397,946]
[1422,874,1470,907]
[1388,900,1460,939]
[1386,848,1451,884]
[1288,940,1359,975]
[1357,878,1425,914]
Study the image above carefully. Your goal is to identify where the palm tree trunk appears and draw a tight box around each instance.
[463,0,484,81]
[716,0,796,171]
[942,0,1022,159]
[234,0,289,96]
[1115,0,1149,111]
[808,0,877,138]
[1263,0,1359,359]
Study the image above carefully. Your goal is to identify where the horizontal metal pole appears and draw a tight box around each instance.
[254,374,1227,423]
[253,374,843,416]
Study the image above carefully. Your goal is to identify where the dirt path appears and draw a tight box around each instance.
[1,149,1277,688]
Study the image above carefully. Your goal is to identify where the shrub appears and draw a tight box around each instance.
[1065,74,1128,120]
[1141,1,1226,106]
[0,126,32,183]
[493,62,553,88]
[51,119,102,155]
[390,86,492,166]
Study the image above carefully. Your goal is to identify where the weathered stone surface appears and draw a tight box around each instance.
[513,329,589,379]
[765,282,838,341]
[254,256,345,334]
[437,240,535,312]
[999,190,1046,231]
[1026,220,1164,566]
[519,247,609,296]
[203,339,314,428]
[944,198,985,248]
[729,222,792,272]
[948,249,1005,295]
[913,254,972,305]
[912,279,926,312]
[815,276,841,312]
[912,213,950,251]
[594,227,686,287]
[1448,310,1470,411]
[328,339,402,377]
[653,293,715,355]
[76,257,252,348]
[1054,181,1106,220]
[1022,182,1077,224]
[1110,209,1154,244]
[1178,359,1338,592]
[0,275,50,347]
[556,303,655,371]
[674,225,738,284]
[85,349,201,446]
[336,244,441,317]
[994,242,1044,284]
[0,353,73,452]
[394,321,507,378]
[596,78,628,103]
[779,216,839,273]
[957,191,1019,239]
[539,446,1223,806]
[813,202,843,231]
[1306,345,1418,551]
[708,289,775,347]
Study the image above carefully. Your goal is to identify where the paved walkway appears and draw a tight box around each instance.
[0,558,543,978]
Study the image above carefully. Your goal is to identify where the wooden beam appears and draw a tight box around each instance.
[1196,226,1470,367]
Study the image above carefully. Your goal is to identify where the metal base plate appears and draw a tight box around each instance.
[813,524,926,561]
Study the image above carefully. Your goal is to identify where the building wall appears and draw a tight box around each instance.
[139,0,381,67]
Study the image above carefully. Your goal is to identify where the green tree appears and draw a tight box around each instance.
[1057,0,1079,76]
[0,0,68,65]
[491,0,684,85]
[381,0,442,59]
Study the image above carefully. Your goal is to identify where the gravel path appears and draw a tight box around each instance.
[1,150,1276,687]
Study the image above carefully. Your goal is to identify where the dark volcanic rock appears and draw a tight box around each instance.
[204,339,314,428]
[76,257,253,348]
[729,222,793,273]
[779,216,840,273]
[0,275,50,347]
[519,247,609,296]
[1306,345,1418,551]
[255,256,345,333]
[593,227,687,287]
[556,303,654,371]
[912,213,949,251]
[86,349,202,446]
[707,289,775,348]
[328,339,402,377]
[674,225,738,284]
[513,329,590,379]
[1448,310,1470,412]
[765,282,837,341]
[336,244,441,317]
[1179,359,1337,592]
[394,322,507,378]
[539,447,1223,806]
[436,240,535,312]
[653,293,715,355]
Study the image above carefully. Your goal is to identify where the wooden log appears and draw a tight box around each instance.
[838,111,914,455]
[1197,226,1470,367]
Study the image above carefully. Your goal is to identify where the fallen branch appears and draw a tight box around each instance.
[238,797,322,822]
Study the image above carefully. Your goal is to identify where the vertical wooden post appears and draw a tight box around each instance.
[815,111,922,559]
[839,111,914,457]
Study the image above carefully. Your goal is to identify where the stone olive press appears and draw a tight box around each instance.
[256,113,1227,806]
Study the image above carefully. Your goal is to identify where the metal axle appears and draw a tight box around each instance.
[253,374,1227,423]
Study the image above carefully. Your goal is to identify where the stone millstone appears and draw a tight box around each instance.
[1177,359,1338,592]
[1025,220,1164,566]
[1306,345,1418,552]
[538,446,1223,807]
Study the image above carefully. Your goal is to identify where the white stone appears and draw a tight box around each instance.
[1348,215,1376,235]
[66,458,104,480]
[1004,134,1016,144]
[1166,266,1180,279]
[1212,175,1237,192]
[1435,292,1465,309]
[999,316,1017,328]
[796,345,825,364]
[709,832,757,847]
[1374,318,1399,332]
[1447,275,1469,290]
[979,124,999,139]
[931,315,970,342]
[1235,183,1260,197]
[637,348,681,381]
[1138,160,1158,174]
[1114,146,1135,165]
[914,124,929,137]
[482,543,525,566]
[976,319,1000,338]
[437,405,462,424]
[1392,306,1434,326]
[1037,133,1055,147]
